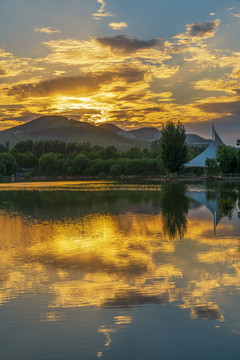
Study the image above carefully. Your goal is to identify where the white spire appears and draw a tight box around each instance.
[185,122,224,168]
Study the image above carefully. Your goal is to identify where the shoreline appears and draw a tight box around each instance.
[1,175,240,184]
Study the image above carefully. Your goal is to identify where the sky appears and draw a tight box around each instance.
[1,0,240,144]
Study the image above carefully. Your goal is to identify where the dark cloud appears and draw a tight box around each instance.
[112,86,126,92]
[186,20,219,38]
[119,93,146,101]
[7,67,145,99]
[108,106,167,124]
[0,68,6,76]
[191,305,223,320]
[144,106,167,112]
[7,75,110,99]
[197,100,240,114]
[232,88,240,94]
[115,67,146,83]
[22,252,148,276]
[95,35,164,54]
[0,104,24,109]
[66,108,101,115]
[0,112,39,123]
[102,290,169,308]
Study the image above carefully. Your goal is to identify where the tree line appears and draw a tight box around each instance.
[205,142,240,177]
[0,121,239,178]
[0,139,163,177]
[0,121,188,177]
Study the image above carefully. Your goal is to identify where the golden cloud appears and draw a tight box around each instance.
[92,0,113,19]
[0,68,6,76]
[2,19,240,130]
[108,22,128,30]
[34,27,61,34]
[7,66,146,99]
[193,78,240,94]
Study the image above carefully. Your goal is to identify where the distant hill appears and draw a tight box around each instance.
[0,116,148,150]
[99,123,161,142]
[100,122,211,145]
[0,116,212,149]
[128,127,161,142]
[185,134,211,147]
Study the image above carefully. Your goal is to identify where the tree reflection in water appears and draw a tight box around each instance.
[160,182,189,240]
[0,182,240,327]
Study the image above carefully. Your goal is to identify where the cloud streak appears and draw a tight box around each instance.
[196,98,240,115]
[34,27,61,34]
[109,22,128,31]
[92,0,113,19]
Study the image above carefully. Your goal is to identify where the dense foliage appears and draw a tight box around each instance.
[205,158,219,177]
[0,139,163,177]
[217,145,239,174]
[158,121,188,173]
[0,153,18,176]
[204,142,240,177]
[2,126,239,178]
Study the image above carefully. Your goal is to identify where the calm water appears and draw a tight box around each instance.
[0,180,240,360]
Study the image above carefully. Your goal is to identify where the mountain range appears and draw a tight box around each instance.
[0,116,212,149]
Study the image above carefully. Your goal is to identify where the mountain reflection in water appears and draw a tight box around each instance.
[0,181,240,358]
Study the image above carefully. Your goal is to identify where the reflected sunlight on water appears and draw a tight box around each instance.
[0,181,240,359]
[0,180,163,192]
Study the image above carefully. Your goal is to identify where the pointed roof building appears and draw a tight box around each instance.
[185,124,224,168]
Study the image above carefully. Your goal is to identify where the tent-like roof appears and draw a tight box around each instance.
[185,125,224,168]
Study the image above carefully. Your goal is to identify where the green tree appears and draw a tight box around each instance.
[159,121,188,174]
[0,144,6,153]
[217,146,237,174]
[125,147,142,159]
[205,158,219,177]
[102,145,118,159]
[72,154,89,175]
[124,159,143,175]
[110,164,122,177]
[10,148,38,168]
[236,140,240,172]
[39,153,61,175]
[110,158,127,177]
[20,151,38,168]
[187,146,198,161]
[86,159,105,176]
[0,142,10,153]
[14,140,33,153]
[4,141,10,152]
[0,153,18,176]
[151,139,161,152]
[236,148,240,172]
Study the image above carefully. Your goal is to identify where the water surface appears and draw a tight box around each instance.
[0,180,240,359]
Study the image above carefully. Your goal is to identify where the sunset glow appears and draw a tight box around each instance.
[1,0,240,142]
[0,195,239,320]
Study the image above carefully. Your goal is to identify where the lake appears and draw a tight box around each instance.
[0,180,240,360]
